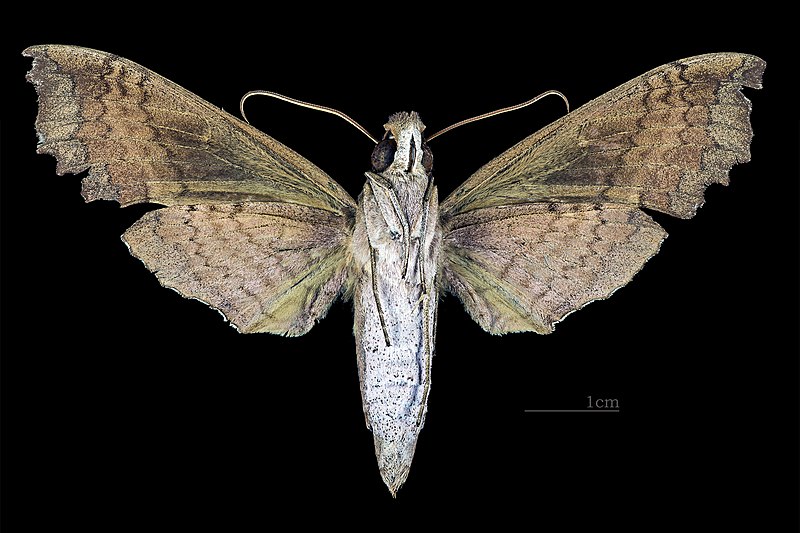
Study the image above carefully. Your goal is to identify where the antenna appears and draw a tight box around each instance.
[239,90,378,144]
[426,90,570,142]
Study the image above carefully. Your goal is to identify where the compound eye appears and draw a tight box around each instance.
[422,143,433,175]
[371,137,397,172]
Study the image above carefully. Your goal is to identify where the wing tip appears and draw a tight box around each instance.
[736,53,766,90]
[684,52,766,89]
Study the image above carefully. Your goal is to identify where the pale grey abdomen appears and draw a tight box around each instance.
[354,259,437,492]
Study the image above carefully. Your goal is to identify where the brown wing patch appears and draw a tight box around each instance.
[442,203,666,334]
[24,44,355,215]
[441,53,765,220]
[122,202,351,335]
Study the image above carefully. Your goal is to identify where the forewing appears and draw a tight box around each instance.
[443,203,666,334]
[441,53,765,220]
[24,44,356,214]
[122,203,350,336]
[440,53,764,334]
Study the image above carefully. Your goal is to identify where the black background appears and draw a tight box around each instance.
[2,8,797,529]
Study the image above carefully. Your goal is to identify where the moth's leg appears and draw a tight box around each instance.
[365,173,411,278]
[416,273,434,427]
[369,245,392,347]
[413,181,438,426]
[416,178,435,291]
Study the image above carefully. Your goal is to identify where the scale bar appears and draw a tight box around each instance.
[524,409,620,413]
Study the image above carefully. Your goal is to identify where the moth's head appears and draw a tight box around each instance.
[371,111,433,177]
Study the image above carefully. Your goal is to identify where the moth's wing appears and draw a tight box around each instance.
[443,203,666,334]
[442,53,765,219]
[122,203,350,335]
[25,44,357,335]
[440,53,764,334]
[24,44,356,214]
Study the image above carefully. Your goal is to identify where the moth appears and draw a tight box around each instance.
[25,45,764,495]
